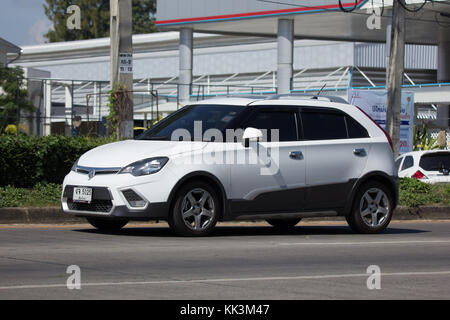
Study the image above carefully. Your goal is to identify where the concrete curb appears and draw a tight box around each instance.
[0,206,448,224]
[0,207,84,224]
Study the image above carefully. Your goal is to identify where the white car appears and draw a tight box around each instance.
[396,150,450,183]
[62,95,398,236]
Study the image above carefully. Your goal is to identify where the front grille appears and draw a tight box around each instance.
[76,168,119,175]
[67,199,113,213]
[64,185,113,213]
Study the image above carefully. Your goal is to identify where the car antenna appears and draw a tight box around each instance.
[312,84,326,100]
[317,83,326,96]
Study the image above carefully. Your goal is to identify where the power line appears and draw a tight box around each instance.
[398,0,430,13]
[256,0,447,26]
[339,0,358,12]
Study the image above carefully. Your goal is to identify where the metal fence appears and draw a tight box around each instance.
[4,77,273,137]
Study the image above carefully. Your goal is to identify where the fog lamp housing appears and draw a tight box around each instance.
[122,189,147,208]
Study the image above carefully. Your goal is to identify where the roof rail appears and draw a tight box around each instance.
[266,93,348,104]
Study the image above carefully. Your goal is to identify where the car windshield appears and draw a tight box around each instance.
[419,152,450,171]
[137,104,245,141]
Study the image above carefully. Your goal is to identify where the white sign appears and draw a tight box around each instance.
[119,53,133,73]
[348,90,415,154]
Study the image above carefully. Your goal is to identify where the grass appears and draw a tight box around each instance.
[0,183,62,208]
[0,179,448,208]
[398,178,450,207]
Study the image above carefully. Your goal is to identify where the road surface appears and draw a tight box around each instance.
[0,220,449,299]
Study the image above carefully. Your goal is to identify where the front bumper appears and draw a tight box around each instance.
[62,185,169,220]
[61,170,175,220]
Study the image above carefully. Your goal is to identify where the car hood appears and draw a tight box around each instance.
[78,140,206,168]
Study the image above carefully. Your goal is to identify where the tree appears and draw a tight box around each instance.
[43,0,156,42]
[0,67,35,132]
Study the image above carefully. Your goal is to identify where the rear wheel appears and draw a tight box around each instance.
[169,182,219,236]
[86,218,128,232]
[346,181,393,234]
[266,218,301,229]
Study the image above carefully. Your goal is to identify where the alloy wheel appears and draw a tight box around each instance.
[359,188,390,227]
[181,188,215,231]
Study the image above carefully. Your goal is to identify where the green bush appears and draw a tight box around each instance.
[0,183,62,208]
[0,135,115,187]
[398,178,450,207]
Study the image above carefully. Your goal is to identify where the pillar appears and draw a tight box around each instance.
[277,19,294,94]
[179,28,193,104]
[437,33,450,128]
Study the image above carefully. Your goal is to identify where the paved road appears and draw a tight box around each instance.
[0,220,449,299]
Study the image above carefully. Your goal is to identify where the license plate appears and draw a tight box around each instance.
[73,187,93,203]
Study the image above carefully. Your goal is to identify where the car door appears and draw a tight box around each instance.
[300,107,371,210]
[229,107,307,214]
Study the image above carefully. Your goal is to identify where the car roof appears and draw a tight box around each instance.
[194,95,350,108]
[396,150,450,159]
[194,97,264,106]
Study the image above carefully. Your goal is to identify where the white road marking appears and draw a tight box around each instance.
[1,270,450,290]
[278,240,450,246]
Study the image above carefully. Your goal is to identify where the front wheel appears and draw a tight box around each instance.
[169,182,219,236]
[346,181,393,234]
[266,218,301,229]
[86,218,128,232]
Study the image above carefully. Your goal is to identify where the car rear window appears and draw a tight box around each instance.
[419,152,450,171]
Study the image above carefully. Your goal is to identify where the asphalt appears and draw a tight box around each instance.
[0,220,449,299]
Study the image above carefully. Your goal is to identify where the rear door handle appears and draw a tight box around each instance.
[289,151,303,160]
[353,148,366,156]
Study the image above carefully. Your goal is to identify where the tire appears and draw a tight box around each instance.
[86,218,128,232]
[346,181,393,234]
[266,218,301,229]
[169,181,220,236]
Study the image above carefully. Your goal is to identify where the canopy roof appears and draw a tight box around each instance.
[156,0,450,45]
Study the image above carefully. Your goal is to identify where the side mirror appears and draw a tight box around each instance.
[242,127,263,148]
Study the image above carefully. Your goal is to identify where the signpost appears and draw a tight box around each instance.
[110,0,133,139]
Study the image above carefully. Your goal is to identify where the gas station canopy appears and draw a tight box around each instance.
[156,0,450,44]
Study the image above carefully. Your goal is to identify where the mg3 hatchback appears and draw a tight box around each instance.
[62,95,398,236]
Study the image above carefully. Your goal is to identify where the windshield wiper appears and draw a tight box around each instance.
[139,136,170,141]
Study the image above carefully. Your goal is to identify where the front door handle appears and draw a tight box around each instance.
[353,148,366,156]
[289,151,303,160]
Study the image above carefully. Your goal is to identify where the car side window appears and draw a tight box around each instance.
[301,111,347,140]
[243,109,298,142]
[395,158,403,172]
[401,156,414,171]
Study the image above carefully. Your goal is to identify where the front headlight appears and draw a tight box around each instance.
[119,157,169,176]
[71,158,79,172]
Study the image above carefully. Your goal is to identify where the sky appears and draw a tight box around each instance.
[0,0,52,46]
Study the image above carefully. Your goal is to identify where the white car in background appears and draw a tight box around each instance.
[396,150,450,183]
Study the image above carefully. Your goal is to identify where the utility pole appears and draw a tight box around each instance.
[110,0,133,139]
[386,0,405,157]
